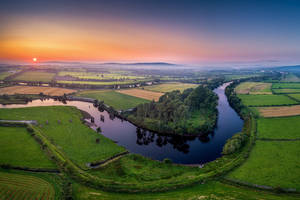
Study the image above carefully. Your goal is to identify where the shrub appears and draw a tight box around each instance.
[163,158,172,164]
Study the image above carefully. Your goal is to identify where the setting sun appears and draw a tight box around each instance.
[33,57,37,62]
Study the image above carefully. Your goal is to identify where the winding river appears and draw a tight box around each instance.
[0,82,243,164]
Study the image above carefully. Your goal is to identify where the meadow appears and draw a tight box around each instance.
[76,90,149,110]
[280,73,300,82]
[13,71,56,82]
[237,94,298,106]
[72,180,298,200]
[0,106,126,169]
[235,82,272,94]
[117,88,164,101]
[0,126,56,169]
[89,154,201,184]
[0,170,56,200]
[272,83,300,89]
[58,71,146,80]
[257,116,300,139]
[287,93,300,101]
[256,105,300,117]
[273,88,300,94]
[227,140,300,190]
[57,80,137,85]
[0,71,14,80]
[144,82,198,93]
[0,86,76,96]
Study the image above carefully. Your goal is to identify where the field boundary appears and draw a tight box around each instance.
[222,177,300,194]
[257,138,300,141]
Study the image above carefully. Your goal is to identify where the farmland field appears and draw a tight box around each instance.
[0,106,126,169]
[235,82,272,94]
[117,89,164,101]
[257,116,300,139]
[76,90,149,110]
[0,86,76,96]
[0,171,56,200]
[0,71,15,80]
[58,71,146,80]
[144,82,198,93]
[287,93,300,101]
[280,73,300,82]
[0,126,56,169]
[13,71,56,82]
[57,80,137,85]
[273,88,300,94]
[256,105,300,117]
[237,94,298,106]
[227,140,300,190]
[272,83,300,89]
[73,180,297,200]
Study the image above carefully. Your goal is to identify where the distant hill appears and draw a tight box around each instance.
[272,65,300,72]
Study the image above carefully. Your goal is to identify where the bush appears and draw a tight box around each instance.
[26,126,34,133]
[222,132,248,155]
[163,158,172,164]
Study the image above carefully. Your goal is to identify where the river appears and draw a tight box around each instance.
[0,82,243,164]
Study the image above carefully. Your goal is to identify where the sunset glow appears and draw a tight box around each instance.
[0,0,299,64]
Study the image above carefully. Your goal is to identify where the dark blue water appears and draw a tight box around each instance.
[0,82,243,164]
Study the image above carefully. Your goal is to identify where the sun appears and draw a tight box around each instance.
[33,57,37,62]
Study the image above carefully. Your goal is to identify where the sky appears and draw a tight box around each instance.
[0,0,300,65]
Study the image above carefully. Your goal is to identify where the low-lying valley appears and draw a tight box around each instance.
[0,64,300,200]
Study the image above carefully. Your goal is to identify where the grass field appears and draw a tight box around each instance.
[287,93,300,101]
[0,86,76,96]
[144,82,198,93]
[76,90,149,110]
[235,82,272,94]
[0,126,56,169]
[13,71,56,82]
[257,116,300,139]
[273,88,300,94]
[58,71,145,80]
[272,83,300,89]
[256,105,300,117]
[227,140,300,190]
[0,106,126,169]
[117,89,163,101]
[280,73,300,82]
[57,80,137,85]
[0,170,56,200]
[89,154,201,184]
[237,94,298,106]
[73,180,298,200]
[0,71,14,80]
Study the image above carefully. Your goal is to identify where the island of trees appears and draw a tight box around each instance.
[127,85,218,135]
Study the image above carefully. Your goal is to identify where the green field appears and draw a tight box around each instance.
[272,83,300,89]
[76,90,149,110]
[73,180,298,200]
[13,71,55,82]
[0,170,57,200]
[235,82,272,94]
[273,88,300,94]
[57,80,137,85]
[280,73,300,82]
[288,93,300,101]
[144,82,198,93]
[89,154,201,184]
[58,71,145,80]
[237,94,298,106]
[257,116,300,139]
[0,106,126,169]
[0,126,56,169]
[224,74,262,81]
[0,71,14,80]
[227,140,300,190]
